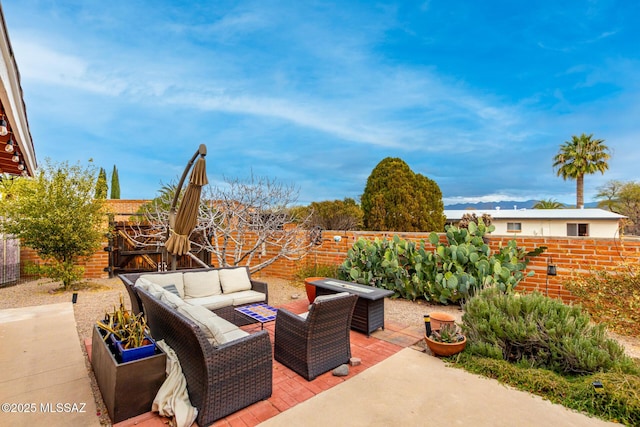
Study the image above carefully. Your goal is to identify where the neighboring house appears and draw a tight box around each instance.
[444,208,626,238]
[0,4,36,177]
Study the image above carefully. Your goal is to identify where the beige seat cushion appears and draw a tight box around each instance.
[218,268,252,294]
[232,290,266,306]
[183,270,222,298]
[203,316,244,345]
[177,303,243,346]
[140,273,185,298]
[184,294,235,310]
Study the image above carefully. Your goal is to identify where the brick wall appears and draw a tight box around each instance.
[19,197,640,299]
[256,231,640,303]
[20,241,110,279]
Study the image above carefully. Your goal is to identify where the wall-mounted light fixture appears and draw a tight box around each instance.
[0,116,7,136]
[545,257,557,296]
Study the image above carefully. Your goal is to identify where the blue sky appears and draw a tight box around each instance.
[2,1,638,205]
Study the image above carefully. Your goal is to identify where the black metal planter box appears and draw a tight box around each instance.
[91,325,166,423]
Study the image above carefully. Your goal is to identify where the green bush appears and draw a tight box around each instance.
[462,287,637,375]
[294,263,340,281]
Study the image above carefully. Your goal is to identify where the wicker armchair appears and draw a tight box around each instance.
[137,286,272,426]
[274,293,357,380]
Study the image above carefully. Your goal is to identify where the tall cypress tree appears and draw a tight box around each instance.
[95,167,108,199]
[110,165,120,199]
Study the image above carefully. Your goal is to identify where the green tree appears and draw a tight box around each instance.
[595,180,640,235]
[595,180,624,211]
[95,167,108,199]
[0,159,108,289]
[552,134,610,209]
[361,157,445,231]
[300,198,363,230]
[110,165,120,199]
[532,199,565,209]
[617,182,640,235]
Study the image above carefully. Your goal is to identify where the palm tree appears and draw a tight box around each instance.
[552,134,610,209]
[533,199,565,209]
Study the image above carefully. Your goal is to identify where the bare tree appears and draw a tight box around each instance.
[193,175,314,272]
[129,175,314,273]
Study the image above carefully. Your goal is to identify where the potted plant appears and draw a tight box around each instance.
[96,295,156,362]
[424,323,467,357]
[304,277,325,303]
[91,294,166,423]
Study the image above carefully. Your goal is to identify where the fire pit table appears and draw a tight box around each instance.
[309,278,394,336]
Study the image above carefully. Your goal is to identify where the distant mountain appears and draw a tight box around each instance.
[444,200,598,210]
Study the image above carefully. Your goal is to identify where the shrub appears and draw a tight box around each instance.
[337,221,542,304]
[337,236,435,300]
[462,287,636,375]
[294,263,340,281]
[564,262,640,337]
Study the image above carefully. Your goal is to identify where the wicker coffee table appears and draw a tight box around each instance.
[234,303,278,329]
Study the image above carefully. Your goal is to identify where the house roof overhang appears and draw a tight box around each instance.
[0,4,36,178]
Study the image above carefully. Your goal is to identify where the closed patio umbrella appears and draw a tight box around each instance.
[166,144,208,268]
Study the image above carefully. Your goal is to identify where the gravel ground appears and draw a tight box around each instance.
[1,276,638,425]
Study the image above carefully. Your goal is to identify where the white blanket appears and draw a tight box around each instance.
[153,340,198,427]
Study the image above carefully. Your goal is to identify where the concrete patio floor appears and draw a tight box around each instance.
[0,303,101,427]
[0,300,620,427]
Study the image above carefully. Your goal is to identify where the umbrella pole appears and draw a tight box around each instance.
[168,144,207,271]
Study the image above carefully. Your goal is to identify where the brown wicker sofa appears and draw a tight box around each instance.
[119,267,269,324]
[135,284,273,425]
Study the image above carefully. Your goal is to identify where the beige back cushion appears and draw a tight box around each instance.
[314,291,351,303]
[183,270,222,298]
[135,277,164,298]
[177,304,215,336]
[177,304,230,346]
[218,268,252,294]
[140,273,185,298]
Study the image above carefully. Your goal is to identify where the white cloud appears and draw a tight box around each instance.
[12,36,129,95]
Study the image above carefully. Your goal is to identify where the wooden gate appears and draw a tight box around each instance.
[105,221,210,277]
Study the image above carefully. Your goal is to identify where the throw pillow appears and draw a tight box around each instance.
[140,273,185,298]
[162,284,181,297]
[183,270,222,298]
[135,277,164,298]
[159,289,185,308]
[218,268,252,294]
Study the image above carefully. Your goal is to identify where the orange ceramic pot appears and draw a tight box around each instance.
[429,312,456,330]
[304,277,325,303]
[424,334,467,357]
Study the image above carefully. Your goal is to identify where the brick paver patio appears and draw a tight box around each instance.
[87,298,423,427]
